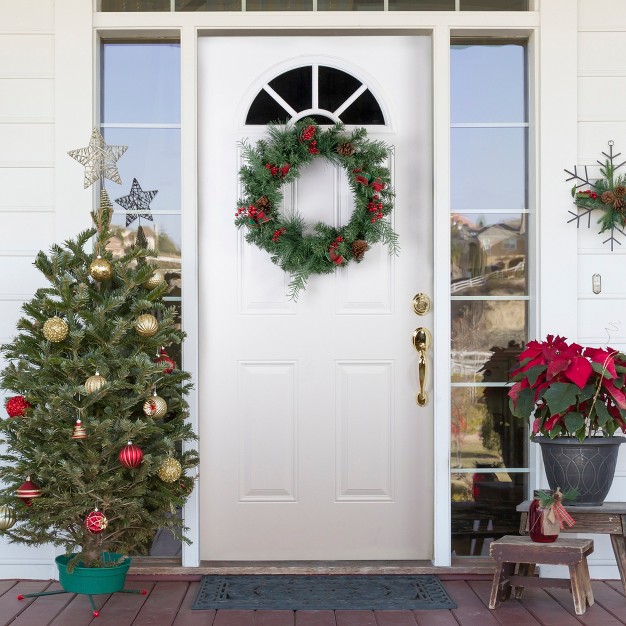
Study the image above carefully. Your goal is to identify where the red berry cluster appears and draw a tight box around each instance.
[328,236,345,265]
[299,125,319,154]
[236,205,269,224]
[368,195,384,223]
[6,395,30,418]
[272,227,286,242]
[301,125,316,142]
[265,163,291,177]
[577,189,598,200]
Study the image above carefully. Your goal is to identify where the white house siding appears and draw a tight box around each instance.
[561,0,626,580]
[0,0,61,579]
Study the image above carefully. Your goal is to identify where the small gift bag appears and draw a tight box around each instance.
[527,488,576,543]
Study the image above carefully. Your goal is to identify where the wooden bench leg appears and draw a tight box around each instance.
[489,561,514,609]
[569,559,593,615]
[581,556,594,607]
[513,563,536,599]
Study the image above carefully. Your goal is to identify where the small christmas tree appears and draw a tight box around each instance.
[0,130,198,569]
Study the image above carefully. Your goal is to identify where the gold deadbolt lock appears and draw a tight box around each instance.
[412,293,431,316]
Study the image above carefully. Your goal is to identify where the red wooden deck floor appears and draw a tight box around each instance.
[2,575,626,625]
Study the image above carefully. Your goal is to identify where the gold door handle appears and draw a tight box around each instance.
[412,327,431,406]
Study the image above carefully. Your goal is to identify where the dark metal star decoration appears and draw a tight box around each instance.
[68,128,128,189]
[115,178,158,226]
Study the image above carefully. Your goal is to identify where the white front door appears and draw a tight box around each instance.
[198,35,433,560]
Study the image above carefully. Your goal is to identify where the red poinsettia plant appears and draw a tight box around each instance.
[508,335,626,441]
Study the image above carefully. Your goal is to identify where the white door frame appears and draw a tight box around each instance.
[52,2,561,573]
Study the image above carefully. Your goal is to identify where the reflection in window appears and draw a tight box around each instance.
[451,213,527,296]
[450,42,529,558]
[245,65,385,126]
[102,41,183,558]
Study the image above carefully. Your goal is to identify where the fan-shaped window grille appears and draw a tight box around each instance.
[245,65,386,125]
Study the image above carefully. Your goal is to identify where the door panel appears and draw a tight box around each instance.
[198,36,433,560]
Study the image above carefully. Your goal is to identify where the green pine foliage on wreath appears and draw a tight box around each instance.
[235,118,399,300]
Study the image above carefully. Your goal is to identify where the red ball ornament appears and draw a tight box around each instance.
[17,477,42,507]
[155,348,175,374]
[118,441,143,469]
[6,395,30,418]
[85,508,108,533]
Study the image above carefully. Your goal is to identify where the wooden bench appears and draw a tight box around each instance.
[489,535,594,615]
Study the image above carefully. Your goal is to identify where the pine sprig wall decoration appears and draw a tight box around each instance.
[235,118,398,300]
[565,140,626,250]
[0,132,198,569]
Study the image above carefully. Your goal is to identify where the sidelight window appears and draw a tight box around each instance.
[449,42,530,559]
[101,41,183,557]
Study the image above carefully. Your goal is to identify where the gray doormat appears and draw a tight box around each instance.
[192,574,457,610]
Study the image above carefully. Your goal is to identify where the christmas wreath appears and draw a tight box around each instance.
[235,118,398,299]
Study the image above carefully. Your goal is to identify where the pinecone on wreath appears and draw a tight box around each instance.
[256,195,270,209]
[336,142,355,157]
[351,239,369,262]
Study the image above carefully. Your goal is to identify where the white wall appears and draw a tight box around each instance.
[571,0,626,579]
[0,0,93,580]
[0,0,60,579]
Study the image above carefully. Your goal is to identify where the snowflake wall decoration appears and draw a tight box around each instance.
[565,141,626,250]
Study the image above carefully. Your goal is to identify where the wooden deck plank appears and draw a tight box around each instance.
[518,586,591,626]
[7,576,626,625]
[130,581,188,626]
[294,610,337,626]
[444,580,500,626]
[213,609,256,625]
[48,591,110,626]
[606,580,626,597]
[171,581,216,626]
[590,581,626,623]
[11,582,75,626]
[84,582,155,626]
[412,609,460,626]
[0,581,17,598]
[0,580,55,626]
[545,586,622,625]
[335,610,377,626]
[371,610,419,625]
[255,610,296,625]
[468,580,541,625]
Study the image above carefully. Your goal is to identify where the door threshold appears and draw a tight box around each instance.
[129,557,495,577]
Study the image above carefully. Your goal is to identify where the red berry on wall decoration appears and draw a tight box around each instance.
[155,348,175,374]
[6,395,30,418]
[16,477,42,507]
[85,508,108,533]
[118,441,143,469]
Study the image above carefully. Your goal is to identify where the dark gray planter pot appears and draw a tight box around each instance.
[536,437,625,506]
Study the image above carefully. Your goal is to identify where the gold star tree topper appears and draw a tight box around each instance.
[68,128,128,189]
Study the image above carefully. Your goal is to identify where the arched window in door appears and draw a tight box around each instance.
[245,65,386,125]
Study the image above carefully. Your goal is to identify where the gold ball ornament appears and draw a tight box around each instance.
[89,255,112,281]
[43,316,68,343]
[84,371,106,394]
[143,270,165,290]
[157,458,182,483]
[135,313,158,338]
[143,394,168,419]
[0,505,16,531]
